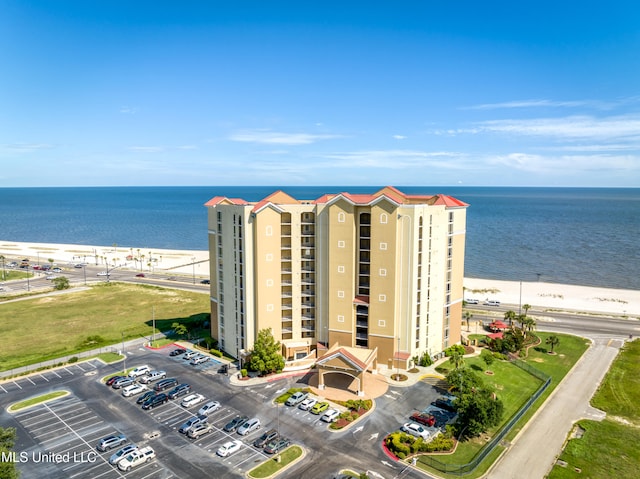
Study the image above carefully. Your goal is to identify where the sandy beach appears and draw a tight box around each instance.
[2,240,639,317]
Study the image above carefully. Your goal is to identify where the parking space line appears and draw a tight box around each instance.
[74,363,86,372]
[39,373,50,382]
[12,381,22,390]
[65,367,74,375]
[0,384,6,393]
[25,376,36,385]
[50,370,62,378]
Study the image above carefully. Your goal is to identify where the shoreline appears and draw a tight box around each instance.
[2,240,639,317]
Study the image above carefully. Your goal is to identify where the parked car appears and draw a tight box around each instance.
[112,377,136,389]
[401,422,431,440]
[198,400,221,416]
[285,391,308,406]
[170,348,186,356]
[223,415,248,433]
[109,444,137,465]
[136,391,156,405]
[298,398,317,411]
[96,271,110,277]
[183,350,198,360]
[128,365,151,378]
[410,412,436,427]
[200,279,210,284]
[311,401,330,415]
[122,384,147,397]
[264,437,291,454]
[465,298,479,304]
[253,428,278,448]
[187,422,213,439]
[106,375,125,386]
[484,300,501,306]
[321,409,340,423]
[96,434,127,452]
[216,440,242,457]
[154,378,178,391]
[142,393,168,410]
[181,393,206,408]
[190,355,209,365]
[52,267,63,273]
[139,370,166,384]
[135,273,145,277]
[168,383,191,399]
[434,397,457,412]
[237,417,261,435]
[117,446,155,471]
[179,415,208,434]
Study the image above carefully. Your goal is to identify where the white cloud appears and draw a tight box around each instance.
[320,149,468,170]
[392,135,407,140]
[464,97,640,111]
[3,143,54,152]
[229,129,343,145]
[120,106,139,114]
[489,152,638,173]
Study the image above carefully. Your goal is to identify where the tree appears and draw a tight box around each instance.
[464,311,473,332]
[0,427,19,479]
[172,322,188,338]
[480,349,495,369]
[248,328,285,375]
[546,335,560,353]
[448,350,465,370]
[504,310,517,328]
[52,276,70,290]
[522,304,532,315]
[523,316,536,337]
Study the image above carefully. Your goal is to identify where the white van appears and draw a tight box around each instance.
[128,365,151,378]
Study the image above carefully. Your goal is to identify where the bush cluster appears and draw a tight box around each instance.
[385,431,454,459]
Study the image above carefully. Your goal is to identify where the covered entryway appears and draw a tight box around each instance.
[315,344,378,397]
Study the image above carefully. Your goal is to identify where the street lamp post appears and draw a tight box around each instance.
[121,332,126,374]
[192,256,196,284]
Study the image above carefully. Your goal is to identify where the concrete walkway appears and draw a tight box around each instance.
[487,337,623,479]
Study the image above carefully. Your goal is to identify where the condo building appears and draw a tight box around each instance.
[205,186,468,370]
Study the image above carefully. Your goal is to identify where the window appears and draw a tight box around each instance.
[380,213,388,224]
[266,279,274,286]
[338,265,345,273]
[267,304,274,312]
[338,290,345,298]
[338,212,345,223]
[266,253,273,262]
[380,242,387,250]
[379,268,387,276]
[337,315,345,323]
[266,225,273,236]
[379,294,386,302]
[378,319,386,327]
[338,240,345,248]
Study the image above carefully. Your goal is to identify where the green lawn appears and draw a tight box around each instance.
[0,282,210,371]
[548,339,640,478]
[247,446,303,478]
[418,332,589,478]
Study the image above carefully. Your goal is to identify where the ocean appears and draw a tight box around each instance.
[1,186,638,290]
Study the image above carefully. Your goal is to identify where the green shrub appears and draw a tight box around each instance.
[68,357,79,364]
[444,344,466,357]
[210,349,223,357]
[240,369,248,377]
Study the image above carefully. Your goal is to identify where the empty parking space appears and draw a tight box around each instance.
[0,360,104,395]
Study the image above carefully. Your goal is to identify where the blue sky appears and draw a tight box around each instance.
[1,1,639,187]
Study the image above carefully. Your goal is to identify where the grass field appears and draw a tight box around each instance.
[418,332,589,478]
[0,282,210,371]
[548,339,640,478]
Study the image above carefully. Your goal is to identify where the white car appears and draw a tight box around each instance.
[465,298,479,304]
[484,300,501,306]
[237,417,261,436]
[298,397,317,411]
[181,393,206,408]
[97,271,110,276]
[128,365,151,378]
[401,422,431,440]
[191,356,209,365]
[122,384,147,397]
[216,440,242,457]
[198,400,221,416]
[321,408,340,423]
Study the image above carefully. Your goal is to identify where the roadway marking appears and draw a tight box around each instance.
[39,374,50,382]
[0,385,7,393]
[12,381,22,390]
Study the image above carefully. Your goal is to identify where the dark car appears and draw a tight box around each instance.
[167,383,191,400]
[200,279,210,284]
[169,348,186,356]
[106,375,125,386]
[264,437,291,455]
[223,415,248,433]
[136,391,156,405]
[154,378,178,392]
[142,393,168,410]
[434,397,456,412]
[253,428,278,448]
[410,412,436,427]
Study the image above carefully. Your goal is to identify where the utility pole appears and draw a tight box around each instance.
[121,332,126,374]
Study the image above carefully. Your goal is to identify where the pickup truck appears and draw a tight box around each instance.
[117,446,155,471]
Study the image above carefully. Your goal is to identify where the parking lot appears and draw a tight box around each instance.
[1,345,445,479]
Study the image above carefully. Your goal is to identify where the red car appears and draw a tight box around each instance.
[135,273,145,277]
[410,412,436,427]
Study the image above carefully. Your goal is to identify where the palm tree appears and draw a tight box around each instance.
[464,311,473,332]
[523,317,536,337]
[546,335,560,353]
[449,350,465,370]
[522,304,532,315]
[517,313,527,331]
[504,310,517,328]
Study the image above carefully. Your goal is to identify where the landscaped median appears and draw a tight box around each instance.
[247,445,304,478]
[7,390,69,412]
